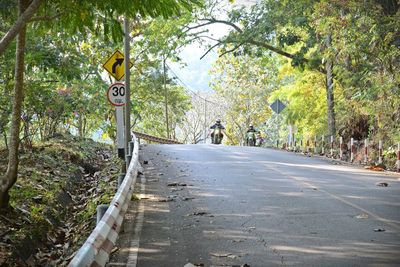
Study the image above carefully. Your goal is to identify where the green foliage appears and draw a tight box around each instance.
[130,63,192,138]
[210,50,277,144]
[2,133,120,265]
[207,0,399,147]
[271,66,329,139]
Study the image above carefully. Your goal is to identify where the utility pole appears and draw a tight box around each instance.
[163,56,170,139]
[124,16,131,169]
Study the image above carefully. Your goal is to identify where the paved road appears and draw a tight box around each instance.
[108,144,400,267]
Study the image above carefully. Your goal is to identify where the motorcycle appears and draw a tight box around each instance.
[255,135,264,147]
[246,131,256,146]
[212,128,223,144]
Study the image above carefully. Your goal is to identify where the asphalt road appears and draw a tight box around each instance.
[108,144,400,267]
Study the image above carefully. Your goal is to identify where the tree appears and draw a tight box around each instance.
[188,0,399,144]
[0,0,41,55]
[1,0,29,209]
[0,0,202,208]
[183,0,337,136]
[129,63,192,138]
[179,92,218,144]
[311,1,399,142]
[210,50,275,145]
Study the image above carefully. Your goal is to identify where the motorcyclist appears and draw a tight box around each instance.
[246,125,257,146]
[255,131,264,146]
[209,119,225,144]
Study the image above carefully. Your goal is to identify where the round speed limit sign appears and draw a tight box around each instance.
[107,83,126,106]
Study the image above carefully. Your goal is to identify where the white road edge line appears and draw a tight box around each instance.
[126,174,146,267]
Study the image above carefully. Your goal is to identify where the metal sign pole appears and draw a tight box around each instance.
[124,16,131,169]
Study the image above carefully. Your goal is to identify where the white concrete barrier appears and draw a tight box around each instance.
[68,135,140,267]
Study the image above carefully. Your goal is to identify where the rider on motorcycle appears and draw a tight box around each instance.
[255,131,264,146]
[246,125,257,146]
[209,119,225,144]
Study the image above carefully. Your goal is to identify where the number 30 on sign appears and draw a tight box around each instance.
[107,83,126,106]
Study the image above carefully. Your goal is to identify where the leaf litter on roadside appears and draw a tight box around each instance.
[0,134,121,266]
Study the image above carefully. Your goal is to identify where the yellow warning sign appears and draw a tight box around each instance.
[102,50,133,81]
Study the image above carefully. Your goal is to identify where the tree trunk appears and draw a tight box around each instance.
[0,0,28,209]
[325,34,336,137]
[0,0,41,55]
[163,58,170,139]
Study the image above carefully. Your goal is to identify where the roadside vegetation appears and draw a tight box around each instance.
[0,133,121,266]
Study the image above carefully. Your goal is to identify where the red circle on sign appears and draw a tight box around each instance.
[107,82,126,106]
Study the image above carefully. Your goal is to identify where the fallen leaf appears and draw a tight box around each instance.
[167,182,187,187]
[158,198,175,202]
[355,214,369,219]
[366,166,385,171]
[228,254,239,259]
[182,197,195,201]
[210,253,232,257]
[376,182,388,187]
[192,211,209,216]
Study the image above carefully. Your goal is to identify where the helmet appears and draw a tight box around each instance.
[249,125,254,129]
[216,119,221,123]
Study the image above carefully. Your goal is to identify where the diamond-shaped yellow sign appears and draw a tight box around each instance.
[103,50,133,81]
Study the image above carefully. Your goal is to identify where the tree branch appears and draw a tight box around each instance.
[247,39,299,60]
[29,12,62,22]
[200,18,243,33]
[200,42,221,60]
[188,17,326,73]
[218,43,243,58]
[0,0,42,55]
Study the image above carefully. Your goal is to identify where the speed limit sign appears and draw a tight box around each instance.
[107,83,126,106]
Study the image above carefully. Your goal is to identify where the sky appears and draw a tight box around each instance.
[167,0,259,92]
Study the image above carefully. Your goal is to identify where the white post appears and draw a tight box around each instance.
[291,133,295,151]
[396,143,400,172]
[314,136,317,154]
[330,136,334,157]
[116,106,125,159]
[339,136,343,160]
[350,138,354,163]
[378,140,383,164]
[321,135,325,155]
[364,138,369,164]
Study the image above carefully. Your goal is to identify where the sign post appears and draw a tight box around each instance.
[107,83,126,158]
[270,99,286,146]
[124,17,131,170]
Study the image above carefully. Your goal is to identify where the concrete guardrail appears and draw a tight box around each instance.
[132,131,182,144]
[68,134,140,266]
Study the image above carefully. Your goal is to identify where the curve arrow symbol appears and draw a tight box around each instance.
[112,58,124,74]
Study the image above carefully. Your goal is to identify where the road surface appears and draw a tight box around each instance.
[108,144,400,267]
